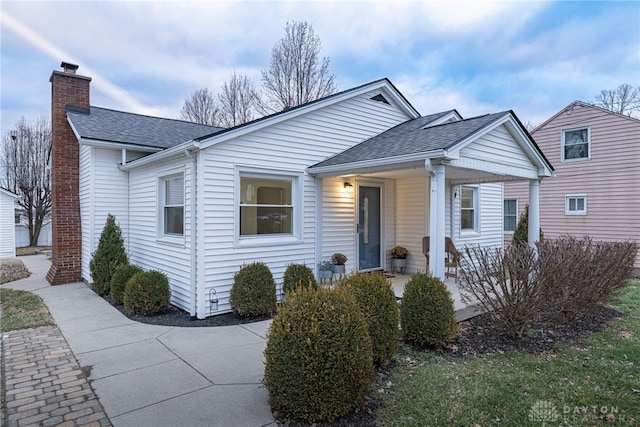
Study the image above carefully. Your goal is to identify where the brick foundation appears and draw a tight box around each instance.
[46,63,91,285]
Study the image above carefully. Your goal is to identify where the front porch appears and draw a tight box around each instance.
[388,274,483,322]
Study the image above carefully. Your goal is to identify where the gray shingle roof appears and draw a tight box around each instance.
[66,106,224,149]
[311,111,510,168]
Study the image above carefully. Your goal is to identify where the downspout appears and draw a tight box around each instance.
[184,149,197,318]
[122,149,130,256]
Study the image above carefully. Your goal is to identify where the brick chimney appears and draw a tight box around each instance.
[46,62,91,285]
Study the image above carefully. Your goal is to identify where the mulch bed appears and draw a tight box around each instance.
[107,294,621,427]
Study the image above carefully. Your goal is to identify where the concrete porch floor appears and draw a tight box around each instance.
[387,274,483,322]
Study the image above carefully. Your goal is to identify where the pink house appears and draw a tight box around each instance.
[504,101,640,272]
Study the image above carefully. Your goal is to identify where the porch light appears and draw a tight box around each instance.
[344,182,354,193]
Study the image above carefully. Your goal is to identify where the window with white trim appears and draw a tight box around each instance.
[562,127,590,161]
[239,174,296,236]
[504,199,517,232]
[565,195,587,215]
[460,186,478,231]
[160,173,184,236]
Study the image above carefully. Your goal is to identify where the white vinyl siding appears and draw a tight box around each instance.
[460,125,538,173]
[394,178,428,274]
[452,183,503,249]
[0,190,17,259]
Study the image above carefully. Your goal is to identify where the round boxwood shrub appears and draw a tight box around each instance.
[110,265,143,304]
[400,273,458,347]
[123,270,170,315]
[264,286,375,423]
[230,262,276,317]
[283,263,318,294]
[89,214,128,296]
[337,271,399,365]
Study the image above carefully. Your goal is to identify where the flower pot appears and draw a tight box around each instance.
[391,258,407,274]
[332,264,346,274]
[319,269,333,281]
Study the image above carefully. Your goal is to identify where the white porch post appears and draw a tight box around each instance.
[428,164,446,280]
[528,179,540,248]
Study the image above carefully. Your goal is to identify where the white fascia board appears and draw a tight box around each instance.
[0,188,19,199]
[197,80,420,150]
[119,140,198,171]
[307,149,448,177]
[78,138,162,153]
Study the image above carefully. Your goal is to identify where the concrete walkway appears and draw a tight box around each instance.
[2,255,276,427]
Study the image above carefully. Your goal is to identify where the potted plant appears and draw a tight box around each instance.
[390,246,408,273]
[318,261,334,281]
[331,253,347,274]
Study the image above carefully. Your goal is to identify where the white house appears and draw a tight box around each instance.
[48,62,554,318]
[0,188,18,259]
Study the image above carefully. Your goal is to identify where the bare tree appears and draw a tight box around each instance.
[261,20,338,112]
[218,71,260,127]
[179,88,221,125]
[0,116,52,246]
[594,83,640,117]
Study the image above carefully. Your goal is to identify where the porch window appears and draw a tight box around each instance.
[565,195,587,215]
[239,173,296,236]
[461,187,478,231]
[562,127,590,161]
[160,173,184,236]
[504,199,517,232]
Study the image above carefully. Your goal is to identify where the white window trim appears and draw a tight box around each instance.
[503,198,518,234]
[561,126,591,162]
[235,166,303,248]
[460,185,480,235]
[157,167,186,246]
[565,194,587,215]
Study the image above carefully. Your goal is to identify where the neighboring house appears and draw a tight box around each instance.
[0,188,19,259]
[47,62,553,318]
[504,101,640,270]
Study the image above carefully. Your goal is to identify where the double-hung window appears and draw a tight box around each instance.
[239,171,298,238]
[562,127,590,161]
[504,199,517,232]
[460,186,478,232]
[160,173,184,237]
[565,195,587,215]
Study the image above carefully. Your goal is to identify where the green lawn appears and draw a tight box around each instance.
[377,281,640,426]
[0,288,54,332]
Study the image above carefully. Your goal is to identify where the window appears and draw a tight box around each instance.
[460,187,478,231]
[160,173,184,236]
[562,127,590,161]
[239,174,295,236]
[565,195,587,215]
[504,199,517,232]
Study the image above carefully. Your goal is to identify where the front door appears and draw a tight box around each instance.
[358,184,382,270]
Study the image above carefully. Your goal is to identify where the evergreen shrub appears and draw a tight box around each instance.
[283,263,318,294]
[400,272,458,347]
[337,271,399,364]
[110,265,143,304]
[230,262,276,317]
[89,214,128,296]
[264,286,375,423]
[123,270,170,315]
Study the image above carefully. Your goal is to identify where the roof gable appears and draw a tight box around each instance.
[533,101,640,134]
[0,188,19,199]
[67,106,224,150]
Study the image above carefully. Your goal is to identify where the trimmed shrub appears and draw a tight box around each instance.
[283,263,318,294]
[337,271,399,365]
[110,265,143,304]
[512,205,544,247]
[400,273,458,347]
[264,286,375,423]
[230,262,277,317]
[89,214,128,296]
[123,270,170,315]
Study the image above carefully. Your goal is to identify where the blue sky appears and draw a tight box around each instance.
[1,1,639,134]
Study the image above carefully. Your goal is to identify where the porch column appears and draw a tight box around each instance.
[428,164,446,280]
[528,179,540,248]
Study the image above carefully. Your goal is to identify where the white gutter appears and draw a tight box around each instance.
[183,149,198,318]
[308,149,451,177]
[79,137,161,153]
[119,140,199,171]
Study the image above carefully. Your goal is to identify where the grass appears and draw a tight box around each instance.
[377,280,640,427]
[0,288,54,332]
[16,246,50,256]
